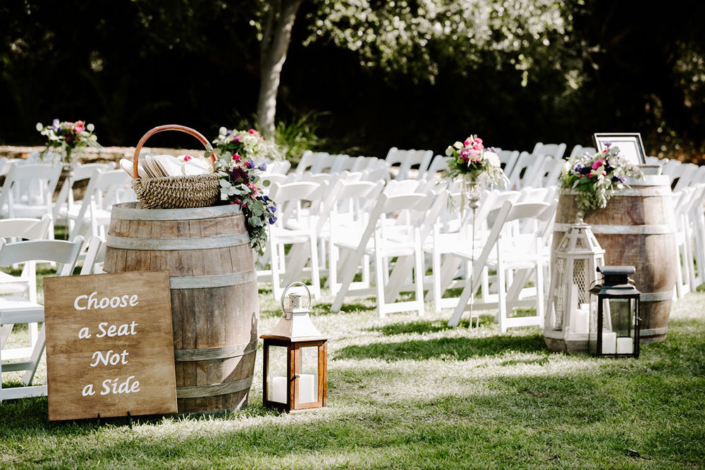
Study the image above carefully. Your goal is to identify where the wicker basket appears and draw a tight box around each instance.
[130,125,221,209]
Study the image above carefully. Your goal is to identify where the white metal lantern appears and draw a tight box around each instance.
[544,213,605,353]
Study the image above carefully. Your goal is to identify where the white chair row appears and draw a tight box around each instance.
[0,233,106,401]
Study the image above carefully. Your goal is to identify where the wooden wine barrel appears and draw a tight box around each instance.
[103,202,258,414]
[553,174,676,344]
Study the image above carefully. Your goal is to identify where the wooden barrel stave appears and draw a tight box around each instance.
[104,202,258,414]
[553,175,676,345]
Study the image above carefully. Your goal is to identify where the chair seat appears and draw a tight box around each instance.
[0,296,44,324]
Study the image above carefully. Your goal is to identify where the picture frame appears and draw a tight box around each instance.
[592,133,647,165]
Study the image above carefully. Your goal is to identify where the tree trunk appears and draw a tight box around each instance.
[257,0,303,137]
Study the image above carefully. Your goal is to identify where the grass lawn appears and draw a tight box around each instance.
[1,285,704,468]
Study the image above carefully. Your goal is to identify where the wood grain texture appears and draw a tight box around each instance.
[554,179,677,344]
[105,203,258,414]
[44,271,178,421]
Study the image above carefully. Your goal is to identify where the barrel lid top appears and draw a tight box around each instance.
[111,202,242,221]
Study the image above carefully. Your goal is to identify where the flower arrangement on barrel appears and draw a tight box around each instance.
[212,127,280,255]
[442,135,508,212]
[559,143,642,211]
[36,119,101,164]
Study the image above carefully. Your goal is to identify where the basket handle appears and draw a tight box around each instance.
[132,124,217,180]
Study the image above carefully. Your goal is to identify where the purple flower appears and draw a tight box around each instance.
[268,206,276,213]
[604,141,611,148]
[232,135,243,143]
[225,130,233,136]
[268,216,277,224]
[611,175,626,184]
[258,163,267,171]
[247,159,255,168]
[262,195,269,202]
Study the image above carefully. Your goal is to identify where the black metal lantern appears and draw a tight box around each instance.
[588,266,641,358]
[261,282,327,413]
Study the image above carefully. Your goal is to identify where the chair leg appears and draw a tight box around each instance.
[309,234,321,299]
[22,325,46,386]
[414,229,425,317]
[497,262,508,333]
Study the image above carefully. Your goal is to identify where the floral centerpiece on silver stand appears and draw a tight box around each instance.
[36,119,101,166]
[212,128,280,255]
[441,135,508,325]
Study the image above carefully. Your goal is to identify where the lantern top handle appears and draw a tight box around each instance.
[281,282,312,313]
[597,266,635,276]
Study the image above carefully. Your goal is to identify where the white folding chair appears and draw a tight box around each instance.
[68,169,134,241]
[532,142,567,159]
[329,192,429,317]
[0,237,84,400]
[295,151,324,175]
[267,182,326,300]
[426,190,522,312]
[446,201,554,331]
[0,162,62,237]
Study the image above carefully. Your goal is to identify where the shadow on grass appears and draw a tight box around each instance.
[313,300,377,315]
[336,334,547,362]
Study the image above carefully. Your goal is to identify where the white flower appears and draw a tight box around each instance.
[453,141,463,150]
[219,127,227,135]
[445,146,455,156]
[484,151,500,168]
[87,123,95,132]
[35,123,43,131]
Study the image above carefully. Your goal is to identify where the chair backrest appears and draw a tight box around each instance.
[329,155,353,173]
[0,162,62,215]
[569,145,596,158]
[424,156,450,181]
[383,179,421,196]
[507,152,541,189]
[310,154,338,173]
[295,151,324,175]
[0,214,52,241]
[532,142,567,159]
[80,236,106,275]
[673,163,699,192]
[497,150,520,177]
[396,150,433,181]
[0,237,84,274]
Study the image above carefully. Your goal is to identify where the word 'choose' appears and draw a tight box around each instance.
[74,292,139,311]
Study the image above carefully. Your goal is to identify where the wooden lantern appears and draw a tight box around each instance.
[588,266,641,358]
[544,213,605,353]
[261,282,327,413]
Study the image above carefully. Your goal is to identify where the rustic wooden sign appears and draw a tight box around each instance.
[44,270,178,421]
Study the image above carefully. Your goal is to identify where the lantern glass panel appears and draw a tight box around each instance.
[267,345,288,404]
[297,345,319,404]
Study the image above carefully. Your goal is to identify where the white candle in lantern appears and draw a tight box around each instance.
[572,307,589,334]
[271,376,287,403]
[298,374,316,403]
[601,332,617,354]
[617,337,634,355]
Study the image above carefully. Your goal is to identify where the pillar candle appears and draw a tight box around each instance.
[572,307,589,334]
[298,374,316,403]
[271,376,287,403]
[601,332,617,354]
[617,337,634,355]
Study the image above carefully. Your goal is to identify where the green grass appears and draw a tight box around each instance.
[1,288,704,468]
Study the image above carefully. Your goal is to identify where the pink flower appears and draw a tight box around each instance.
[248,183,258,196]
[459,148,472,162]
[74,121,85,134]
[468,149,480,162]
[592,159,605,170]
[232,153,241,162]
[233,135,243,143]
[234,199,241,205]
[464,139,472,147]
[183,155,192,162]
[248,129,259,135]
